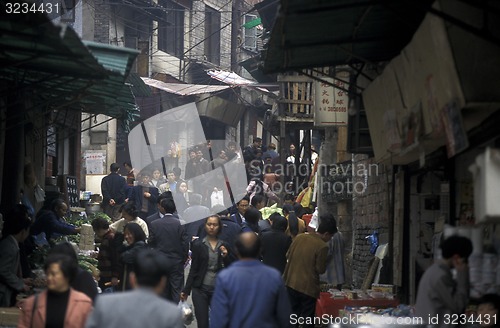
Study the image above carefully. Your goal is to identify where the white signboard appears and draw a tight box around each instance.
[314,76,348,126]
[84,151,106,175]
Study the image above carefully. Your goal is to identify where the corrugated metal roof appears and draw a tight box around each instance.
[263,0,434,73]
[84,41,139,77]
[141,78,230,95]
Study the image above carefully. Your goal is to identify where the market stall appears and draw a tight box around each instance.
[316,291,399,317]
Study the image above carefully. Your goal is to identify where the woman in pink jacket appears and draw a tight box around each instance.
[18,254,93,328]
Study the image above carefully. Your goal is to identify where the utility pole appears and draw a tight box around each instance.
[317,126,338,218]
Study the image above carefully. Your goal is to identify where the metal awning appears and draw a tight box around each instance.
[263,0,434,73]
[0,11,144,130]
[141,77,230,96]
[206,69,277,94]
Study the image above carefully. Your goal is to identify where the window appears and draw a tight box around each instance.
[243,14,258,51]
[158,0,185,58]
[204,6,221,65]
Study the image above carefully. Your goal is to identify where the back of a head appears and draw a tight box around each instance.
[158,191,173,204]
[283,204,299,236]
[190,193,202,206]
[245,207,261,225]
[317,216,338,235]
[110,163,120,172]
[173,167,182,178]
[121,202,138,217]
[161,198,176,214]
[283,193,295,203]
[271,215,287,232]
[235,232,261,259]
[319,213,337,229]
[133,249,167,287]
[91,217,110,231]
[50,241,78,262]
[440,235,473,259]
[3,204,32,236]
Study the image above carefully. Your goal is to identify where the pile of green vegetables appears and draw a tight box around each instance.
[29,212,111,276]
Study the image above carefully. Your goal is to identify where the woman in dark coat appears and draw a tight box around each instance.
[120,222,147,291]
[180,215,236,328]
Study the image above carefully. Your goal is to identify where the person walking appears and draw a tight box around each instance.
[148,198,190,303]
[120,222,148,291]
[210,232,292,328]
[260,215,292,274]
[283,216,337,327]
[85,249,184,328]
[180,215,236,328]
[320,217,346,290]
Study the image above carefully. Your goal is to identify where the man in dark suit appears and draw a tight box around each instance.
[230,196,250,225]
[127,171,159,220]
[148,198,190,304]
[101,163,128,221]
[85,249,183,328]
[145,192,174,231]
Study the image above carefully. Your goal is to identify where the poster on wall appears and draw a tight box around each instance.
[84,151,106,174]
[314,75,348,126]
[441,99,468,158]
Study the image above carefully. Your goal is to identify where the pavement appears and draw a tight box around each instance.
[184,264,197,328]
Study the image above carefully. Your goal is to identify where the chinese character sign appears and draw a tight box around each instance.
[84,151,106,174]
[314,76,348,126]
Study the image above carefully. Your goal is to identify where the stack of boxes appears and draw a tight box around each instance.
[79,224,95,251]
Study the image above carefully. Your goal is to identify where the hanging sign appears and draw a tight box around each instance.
[314,75,349,126]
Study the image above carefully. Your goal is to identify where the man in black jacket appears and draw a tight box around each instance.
[101,163,128,221]
[148,198,190,303]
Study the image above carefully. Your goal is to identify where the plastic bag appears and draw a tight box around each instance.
[178,300,194,325]
[34,184,45,203]
[210,190,224,207]
[308,207,319,231]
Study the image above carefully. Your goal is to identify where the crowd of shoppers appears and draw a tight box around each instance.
[0,138,486,328]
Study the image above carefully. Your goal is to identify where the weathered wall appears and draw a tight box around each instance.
[351,154,392,288]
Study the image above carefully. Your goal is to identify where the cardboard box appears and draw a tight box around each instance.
[371,284,394,294]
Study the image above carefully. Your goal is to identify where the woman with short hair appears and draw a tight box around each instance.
[180,215,235,328]
[120,222,148,291]
[18,254,93,328]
